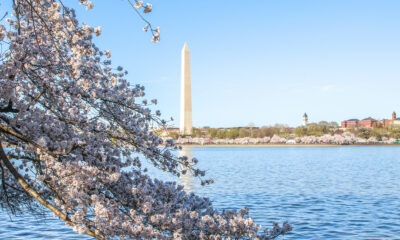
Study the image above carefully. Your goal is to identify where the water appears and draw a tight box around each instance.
[2,146,400,239]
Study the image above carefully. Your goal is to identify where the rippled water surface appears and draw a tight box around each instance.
[2,146,400,239]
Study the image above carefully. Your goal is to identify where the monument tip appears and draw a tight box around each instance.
[182,42,189,51]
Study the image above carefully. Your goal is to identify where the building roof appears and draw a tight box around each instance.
[361,117,376,121]
[303,113,308,117]
[346,119,359,122]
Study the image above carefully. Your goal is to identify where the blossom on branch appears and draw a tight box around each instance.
[143,3,152,13]
[134,1,143,9]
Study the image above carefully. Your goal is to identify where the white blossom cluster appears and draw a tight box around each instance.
[0,1,290,239]
[169,132,396,145]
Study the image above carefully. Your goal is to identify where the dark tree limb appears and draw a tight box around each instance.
[0,142,105,240]
[0,100,19,113]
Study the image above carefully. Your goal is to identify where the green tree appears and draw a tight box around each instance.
[329,121,339,127]
[169,131,179,139]
[294,127,307,137]
[207,128,218,139]
[216,130,227,139]
[239,128,250,137]
[191,128,202,138]
[226,128,240,139]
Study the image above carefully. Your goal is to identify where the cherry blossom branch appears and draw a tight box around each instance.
[12,0,21,34]
[0,143,105,240]
[0,160,12,213]
[127,0,160,42]
[0,123,79,157]
[0,11,7,22]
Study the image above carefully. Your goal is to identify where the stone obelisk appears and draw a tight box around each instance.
[180,43,192,135]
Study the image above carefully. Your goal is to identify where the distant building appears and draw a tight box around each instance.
[359,117,378,127]
[341,118,359,128]
[341,117,378,128]
[382,111,400,128]
[302,113,308,126]
[341,112,400,129]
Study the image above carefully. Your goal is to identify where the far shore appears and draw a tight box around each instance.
[4,143,400,149]
[177,144,400,148]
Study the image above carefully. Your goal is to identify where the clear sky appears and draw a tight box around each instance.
[6,1,400,127]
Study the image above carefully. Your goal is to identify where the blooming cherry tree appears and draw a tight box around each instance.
[0,0,290,239]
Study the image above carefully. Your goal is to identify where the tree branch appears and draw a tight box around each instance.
[0,143,105,240]
[0,123,78,157]
[0,100,19,113]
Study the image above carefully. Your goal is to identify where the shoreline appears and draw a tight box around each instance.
[177,144,400,148]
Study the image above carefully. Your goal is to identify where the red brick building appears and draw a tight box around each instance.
[358,117,378,127]
[341,119,359,128]
[342,112,400,129]
[341,117,378,128]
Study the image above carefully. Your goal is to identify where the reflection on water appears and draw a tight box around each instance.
[178,148,194,192]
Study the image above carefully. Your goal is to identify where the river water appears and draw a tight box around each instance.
[1,146,400,239]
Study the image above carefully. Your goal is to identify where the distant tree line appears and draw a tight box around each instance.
[346,127,400,140]
[164,121,400,141]
[167,122,339,139]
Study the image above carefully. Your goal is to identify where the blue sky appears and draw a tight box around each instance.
[5,1,400,127]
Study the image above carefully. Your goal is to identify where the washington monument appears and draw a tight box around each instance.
[180,43,192,135]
